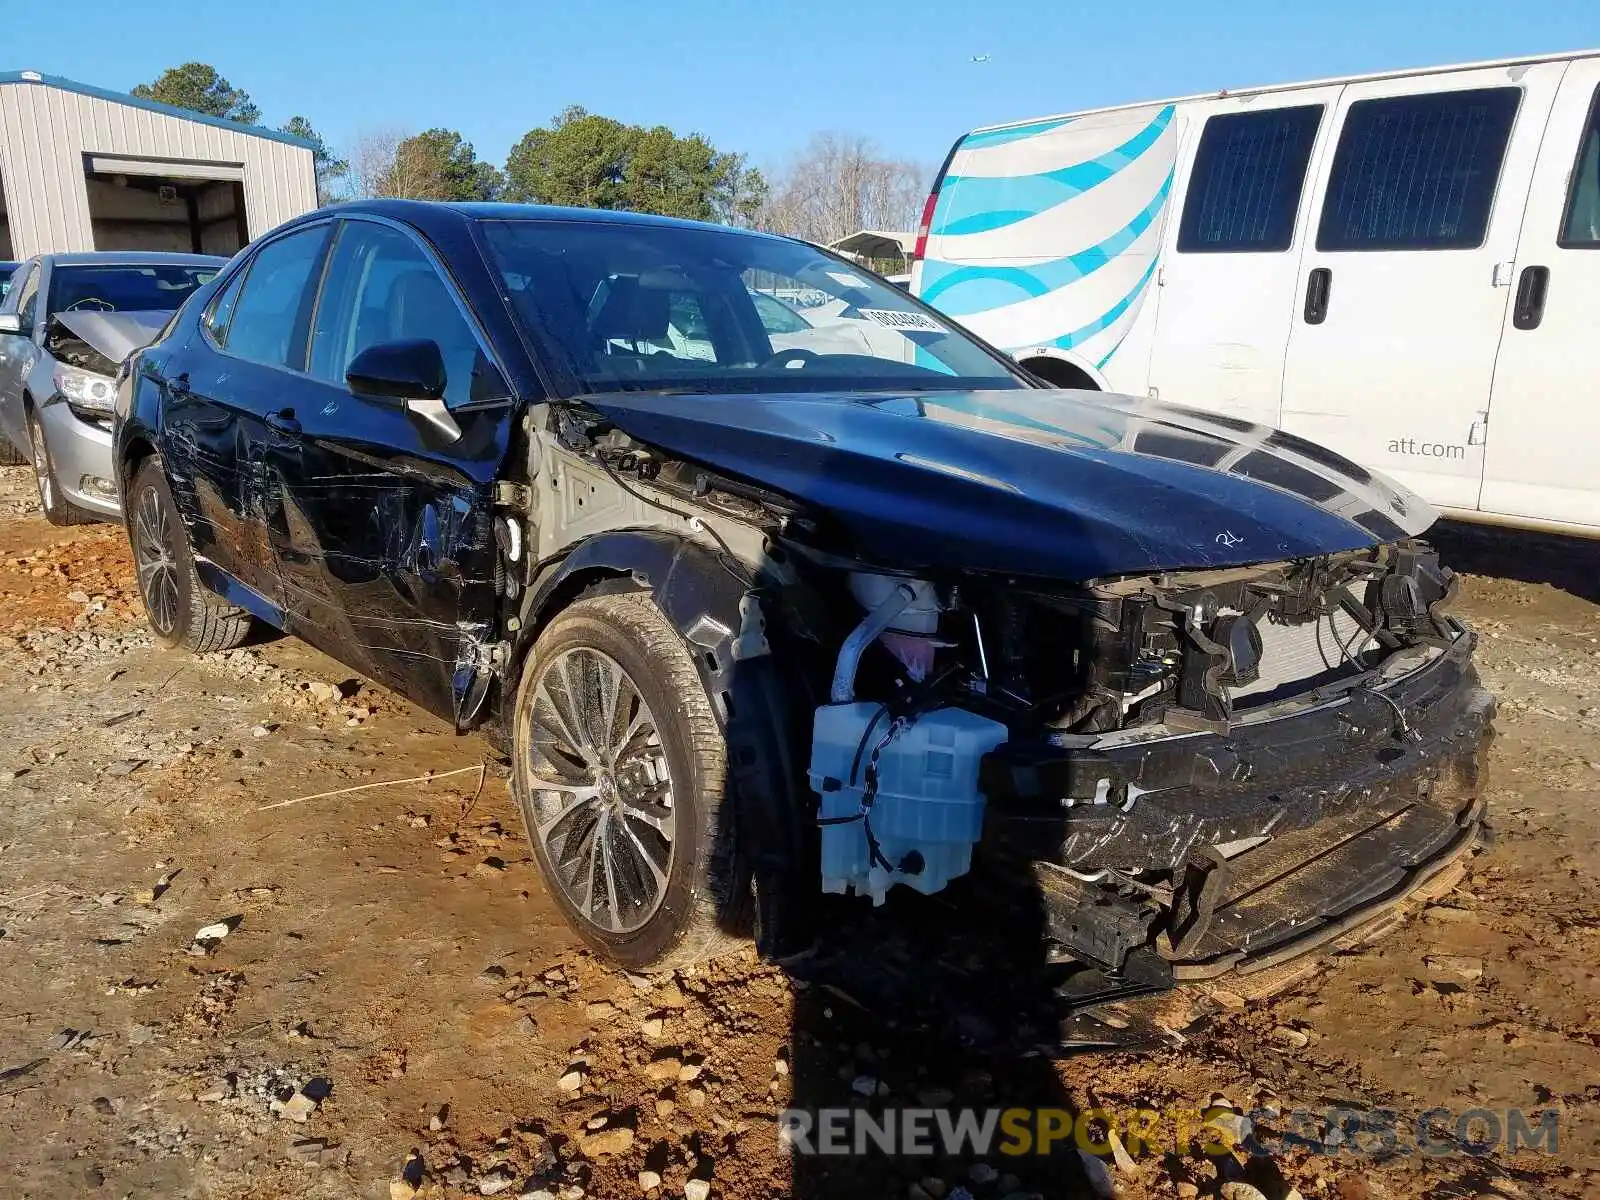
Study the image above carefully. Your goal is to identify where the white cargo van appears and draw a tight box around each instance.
[912,50,1600,536]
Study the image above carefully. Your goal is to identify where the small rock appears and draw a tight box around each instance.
[429,1106,447,1132]
[1272,1025,1311,1049]
[558,1068,585,1093]
[390,1181,419,1200]
[640,1016,665,1039]
[67,590,90,605]
[196,1083,230,1102]
[850,1073,880,1097]
[655,1098,675,1117]
[558,1187,585,1200]
[276,1077,332,1123]
[1424,954,1485,981]
[106,758,146,777]
[587,1001,618,1020]
[1220,1184,1269,1200]
[193,920,234,943]
[478,964,509,986]
[969,1163,999,1185]
[1175,1185,1200,1199]
[644,1056,683,1082]
[685,1088,707,1108]
[638,1169,662,1191]
[519,1192,557,1200]
[684,1181,711,1200]
[579,1126,635,1157]
[287,1137,336,1166]
[677,1062,703,1082]
[475,857,507,876]
[479,1166,515,1195]
[1209,988,1247,1010]
[126,1024,154,1046]
[251,724,272,738]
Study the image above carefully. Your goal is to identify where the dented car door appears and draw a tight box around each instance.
[267,216,517,723]
[158,225,334,613]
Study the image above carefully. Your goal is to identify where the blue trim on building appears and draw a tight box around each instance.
[0,71,315,150]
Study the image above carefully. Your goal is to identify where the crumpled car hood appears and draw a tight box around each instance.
[583,388,1435,581]
[54,310,171,364]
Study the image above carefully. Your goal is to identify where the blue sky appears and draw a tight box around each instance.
[9,0,1598,176]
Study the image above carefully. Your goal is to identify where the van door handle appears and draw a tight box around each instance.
[1512,265,1549,330]
[1303,267,1332,325]
[264,408,301,436]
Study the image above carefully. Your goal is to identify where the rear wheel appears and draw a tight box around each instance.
[27,410,93,526]
[127,456,253,653]
[511,592,743,972]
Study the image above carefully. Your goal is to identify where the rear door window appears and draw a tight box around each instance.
[308,220,504,405]
[224,226,330,369]
[1178,105,1324,252]
[1560,84,1600,247]
[1317,88,1521,251]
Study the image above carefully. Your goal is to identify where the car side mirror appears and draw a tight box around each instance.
[0,313,24,336]
[345,338,461,443]
[345,338,447,402]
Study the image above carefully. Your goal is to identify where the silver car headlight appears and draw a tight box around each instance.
[54,365,118,412]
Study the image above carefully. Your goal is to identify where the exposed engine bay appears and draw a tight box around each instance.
[516,399,1494,983]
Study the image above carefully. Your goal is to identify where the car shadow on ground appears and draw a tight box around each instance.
[1429,519,1600,605]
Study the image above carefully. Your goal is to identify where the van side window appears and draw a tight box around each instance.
[1177,106,1323,252]
[1317,88,1520,251]
[1560,85,1600,247]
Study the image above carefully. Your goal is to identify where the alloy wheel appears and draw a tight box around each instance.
[28,418,53,511]
[132,486,181,636]
[520,647,676,934]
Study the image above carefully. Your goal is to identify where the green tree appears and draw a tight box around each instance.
[131,63,260,124]
[280,116,349,205]
[503,107,766,224]
[377,128,503,201]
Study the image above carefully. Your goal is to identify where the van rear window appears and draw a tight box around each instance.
[1317,88,1520,252]
[1178,106,1323,253]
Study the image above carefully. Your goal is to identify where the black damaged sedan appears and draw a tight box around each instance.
[113,201,1492,978]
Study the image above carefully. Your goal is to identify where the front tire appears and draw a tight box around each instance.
[511,592,744,972]
[127,456,253,653]
[27,410,93,527]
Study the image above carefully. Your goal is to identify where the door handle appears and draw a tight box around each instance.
[1512,265,1549,331]
[264,408,302,435]
[1303,267,1332,325]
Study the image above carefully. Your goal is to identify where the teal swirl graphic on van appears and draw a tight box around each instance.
[917,103,1179,374]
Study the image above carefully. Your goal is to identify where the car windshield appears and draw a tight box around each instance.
[48,264,217,315]
[477,218,1023,395]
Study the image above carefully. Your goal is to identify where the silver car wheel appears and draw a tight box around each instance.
[519,647,676,934]
[28,416,53,511]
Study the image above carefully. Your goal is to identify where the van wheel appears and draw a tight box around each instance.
[511,592,744,972]
[127,456,254,653]
[1022,357,1098,390]
[27,411,93,526]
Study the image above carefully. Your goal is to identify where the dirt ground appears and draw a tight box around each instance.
[0,461,1595,1200]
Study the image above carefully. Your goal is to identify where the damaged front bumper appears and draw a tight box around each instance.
[980,625,1493,976]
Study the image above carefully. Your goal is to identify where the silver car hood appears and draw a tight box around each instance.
[54,310,170,365]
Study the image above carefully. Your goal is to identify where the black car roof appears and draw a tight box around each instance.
[289,199,790,244]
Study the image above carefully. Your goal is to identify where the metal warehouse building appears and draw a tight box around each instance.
[0,70,317,260]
